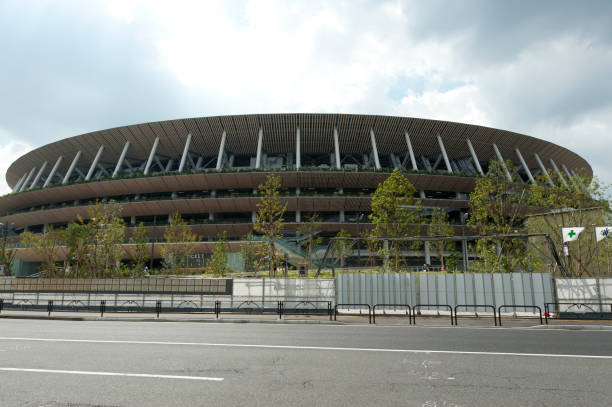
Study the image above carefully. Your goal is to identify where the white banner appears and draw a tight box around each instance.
[562,227,585,243]
[595,226,612,242]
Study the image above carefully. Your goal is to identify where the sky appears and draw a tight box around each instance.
[1,0,611,194]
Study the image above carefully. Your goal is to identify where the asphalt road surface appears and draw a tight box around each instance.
[0,319,611,407]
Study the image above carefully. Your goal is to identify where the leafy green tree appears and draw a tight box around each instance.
[21,227,63,277]
[298,213,323,273]
[427,207,456,271]
[129,222,150,274]
[162,212,197,270]
[468,160,530,273]
[240,234,265,274]
[0,234,16,276]
[369,169,422,271]
[527,172,611,277]
[87,202,126,277]
[254,174,286,277]
[63,219,94,276]
[207,232,230,276]
[332,229,352,269]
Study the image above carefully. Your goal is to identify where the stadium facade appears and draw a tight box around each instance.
[0,114,592,272]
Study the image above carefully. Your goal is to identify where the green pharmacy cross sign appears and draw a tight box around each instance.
[568,230,576,238]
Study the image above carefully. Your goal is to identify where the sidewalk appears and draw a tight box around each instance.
[2,309,612,329]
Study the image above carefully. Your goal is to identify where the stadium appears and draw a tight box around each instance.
[0,114,592,274]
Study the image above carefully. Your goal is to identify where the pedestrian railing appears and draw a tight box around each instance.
[453,305,497,326]
[544,302,612,323]
[497,305,543,326]
[413,304,455,326]
[372,304,413,324]
[334,304,372,324]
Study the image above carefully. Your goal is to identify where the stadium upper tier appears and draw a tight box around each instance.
[1,114,591,231]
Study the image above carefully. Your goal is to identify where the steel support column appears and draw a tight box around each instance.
[405,133,418,171]
[62,151,82,185]
[85,146,104,181]
[333,127,341,169]
[19,168,36,192]
[44,156,63,188]
[178,133,191,172]
[255,128,263,169]
[466,139,484,175]
[29,161,48,189]
[549,158,568,188]
[113,141,130,178]
[514,148,535,183]
[492,143,512,182]
[295,126,301,169]
[216,131,226,170]
[13,172,27,192]
[534,153,554,187]
[370,129,381,170]
[437,134,452,173]
[143,137,159,175]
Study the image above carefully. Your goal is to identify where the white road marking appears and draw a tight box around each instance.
[0,367,223,381]
[0,336,610,359]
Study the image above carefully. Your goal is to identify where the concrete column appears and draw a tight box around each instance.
[492,143,512,182]
[255,128,263,169]
[29,161,48,189]
[550,158,569,188]
[514,148,535,183]
[405,133,418,171]
[62,151,82,185]
[12,172,27,192]
[252,212,257,223]
[369,129,381,169]
[44,156,63,188]
[143,137,160,175]
[561,164,579,189]
[296,210,301,223]
[216,131,226,170]
[209,212,214,222]
[165,159,174,172]
[466,139,484,175]
[339,210,345,222]
[295,127,301,169]
[130,216,136,226]
[113,141,130,178]
[178,133,192,172]
[534,153,554,187]
[85,145,104,181]
[20,167,36,192]
[437,134,452,173]
[333,127,341,169]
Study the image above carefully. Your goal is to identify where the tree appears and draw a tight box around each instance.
[62,218,94,277]
[87,202,126,277]
[254,174,286,277]
[161,212,197,270]
[0,234,16,276]
[298,213,323,273]
[129,222,150,274]
[527,172,611,277]
[332,229,352,270]
[207,231,230,276]
[21,227,63,277]
[468,160,530,273]
[240,234,266,274]
[369,169,422,272]
[427,208,456,271]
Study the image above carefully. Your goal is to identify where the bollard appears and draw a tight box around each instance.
[215,301,220,319]
[100,300,106,317]
[156,300,161,318]
[0,298,3,314]
[328,301,332,321]
[47,300,53,316]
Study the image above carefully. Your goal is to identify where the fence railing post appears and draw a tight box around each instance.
[0,298,3,314]
[215,300,220,319]
[100,300,106,317]
[47,300,53,316]
[156,300,161,318]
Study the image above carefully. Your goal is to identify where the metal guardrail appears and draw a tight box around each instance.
[453,304,497,326]
[334,304,372,324]
[413,304,455,326]
[372,304,413,324]
[544,302,612,323]
[497,305,543,326]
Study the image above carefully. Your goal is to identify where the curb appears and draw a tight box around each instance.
[531,324,612,331]
[0,314,344,325]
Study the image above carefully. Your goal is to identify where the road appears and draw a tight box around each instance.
[0,319,611,406]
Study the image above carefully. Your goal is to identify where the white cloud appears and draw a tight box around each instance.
[0,132,32,195]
